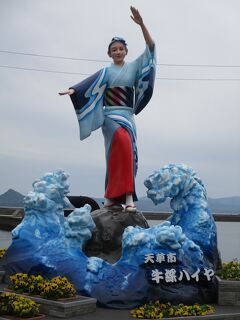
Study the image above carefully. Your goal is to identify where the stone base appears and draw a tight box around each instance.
[217,276,240,306]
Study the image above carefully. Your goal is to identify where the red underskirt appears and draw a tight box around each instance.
[104,127,134,203]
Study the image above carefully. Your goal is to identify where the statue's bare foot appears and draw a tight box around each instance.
[123,205,137,213]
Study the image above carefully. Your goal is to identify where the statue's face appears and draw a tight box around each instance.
[108,42,128,66]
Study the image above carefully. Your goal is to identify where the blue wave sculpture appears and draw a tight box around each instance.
[2,165,220,308]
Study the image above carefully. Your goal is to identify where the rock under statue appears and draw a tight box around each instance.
[1,164,220,309]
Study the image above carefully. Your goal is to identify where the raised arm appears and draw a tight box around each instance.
[130,6,154,49]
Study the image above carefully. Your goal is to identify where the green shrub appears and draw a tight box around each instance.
[217,260,240,280]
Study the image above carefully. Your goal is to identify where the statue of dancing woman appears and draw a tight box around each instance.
[59,6,156,212]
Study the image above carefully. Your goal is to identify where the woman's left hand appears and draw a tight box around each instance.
[58,89,75,96]
[130,6,143,26]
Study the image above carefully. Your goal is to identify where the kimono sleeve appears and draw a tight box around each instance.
[69,68,107,140]
[133,44,156,115]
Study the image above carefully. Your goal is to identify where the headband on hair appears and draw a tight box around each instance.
[108,37,127,51]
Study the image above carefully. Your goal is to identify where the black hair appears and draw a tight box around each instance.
[108,37,127,52]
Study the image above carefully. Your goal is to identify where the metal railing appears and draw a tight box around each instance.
[0,207,240,232]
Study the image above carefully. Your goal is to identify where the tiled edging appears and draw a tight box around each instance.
[217,276,240,306]
[0,271,5,283]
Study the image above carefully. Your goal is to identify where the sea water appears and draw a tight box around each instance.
[147,221,240,262]
[0,221,239,262]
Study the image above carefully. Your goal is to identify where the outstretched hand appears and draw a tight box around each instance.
[58,89,75,96]
[130,6,143,26]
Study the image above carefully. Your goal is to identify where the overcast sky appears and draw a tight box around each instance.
[0,0,240,199]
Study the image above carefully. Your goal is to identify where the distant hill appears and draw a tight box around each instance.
[137,196,240,214]
[137,197,171,212]
[0,189,25,207]
[208,197,240,214]
[0,189,240,214]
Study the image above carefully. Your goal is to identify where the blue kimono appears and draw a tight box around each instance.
[70,45,156,202]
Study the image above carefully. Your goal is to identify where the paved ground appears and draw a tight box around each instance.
[26,305,240,320]
[3,256,240,319]
[1,280,240,319]
[35,305,240,320]
[1,305,240,320]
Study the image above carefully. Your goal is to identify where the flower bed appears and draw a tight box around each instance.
[0,248,6,259]
[131,301,215,319]
[8,274,76,299]
[4,273,96,318]
[13,293,97,319]
[0,292,43,319]
[0,248,7,283]
[217,260,240,281]
[217,260,240,306]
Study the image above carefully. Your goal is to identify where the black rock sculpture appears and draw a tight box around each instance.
[83,207,149,263]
